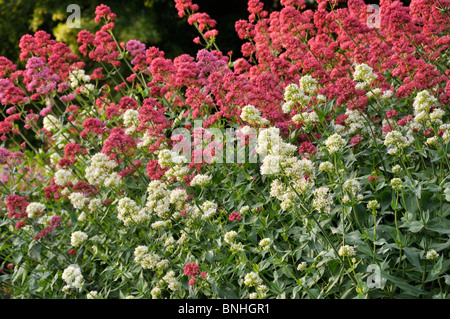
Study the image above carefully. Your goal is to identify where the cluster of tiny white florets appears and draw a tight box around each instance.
[244,272,263,287]
[54,168,75,186]
[146,180,171,219]
[85,153,120,187]
[383,130,413,155]
[158,149,189,181]
[70,231,88,247]
[69,69,94,94]
[117,197,149,226]
[162,270,180,291]
[43,114,60,132]
[343,179,361,198]
[169,188,188,210]
[353,63,378,89]
[292,111,319,127]
[26,202,46,218]
[189,200,218,220]
[324,133,347,154]
[122,109,140,135]
[190,174,212,187]
[68,192,90,210]
[134,245,169,271]
[338,245,356,257]
[62,264,84,292]
[312,187,334,214]
[240,104,270,125]
[283,83,311,109]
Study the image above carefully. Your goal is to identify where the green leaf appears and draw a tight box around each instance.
[402,247,422,272]
[380,270,426,296]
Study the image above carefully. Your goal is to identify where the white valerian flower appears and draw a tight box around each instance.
[367,200,380,210]
[259,238,272,250]
[190,174,212,187]
[123,109,139,127]
[224,230,238,244]
[62,264,84,290]
[284,83,310,106]
[353,63,377,85]
[324,133,347,154]
[338,245,356,257]
[240,104,269,125]
[390,178,403,191]
[54,169,75,186]
[43,114,60,132]
[425,249,439,260]
[312,187,334,213]
[104,172,122,188]
[85,153,118,186]
[71,231,88,247]
[392,164,402,174]
[87,291,99,299]
[413,90,437,115]
[380,90,394,100]
[384,130,412,155]
[117,197,149,226]
[151,286,162,299]
[26,202,46,218]
[297,262,307,271]
[162,270,180,291]
[244,272,263,287]
[299,75,318,95]
[169,188,188,210]
[319,161,334,173]
[88,198,102,213]
[68,192,90,210]
[282,100,295,114]
[343,179,361,197]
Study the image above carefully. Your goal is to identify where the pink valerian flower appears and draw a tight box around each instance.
[350,134,362,148]
[80,117,107,137]
[229,211,243,222]
[386,110,398,119]
[298,141,317,155]
[174,0,199,18]
[184,262,200,277]
[101,127,137,159]
[188,276,196,285]
[6,195,29,220]
[94,4,117,23]
[68,248,77,256]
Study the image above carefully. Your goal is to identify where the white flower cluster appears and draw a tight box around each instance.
[189,200,218,220]
[343,179,361,198]
[69,69,94,94]
[137,131,157,148]
[312,187,334,213]
[85,153,121,187]
[169,188,188,210]
[146,180,171,219]
[70,231,88,247]
[62,264,84,291]
[162,270,180,291]
[338,245,356,257]
[240,104,270,125]
[299,75,318,95]
[134,245,169,271]
[190,174,212,187]
[122,109,139,135]
[26,202,46,218]
[117,197,149,226]
[244,272,263,287]
[54,168,75,186]
[384,130,413,155]
[43,114,60,132]
[68,192,90,210]
[324,133,347,154]
[158,149,189,181]
[353,63,377,89]
[283,83,311,109]
[259,238,271,250]
[292,111,319,127]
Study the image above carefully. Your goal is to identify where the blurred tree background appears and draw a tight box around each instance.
[0,0,305,66]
